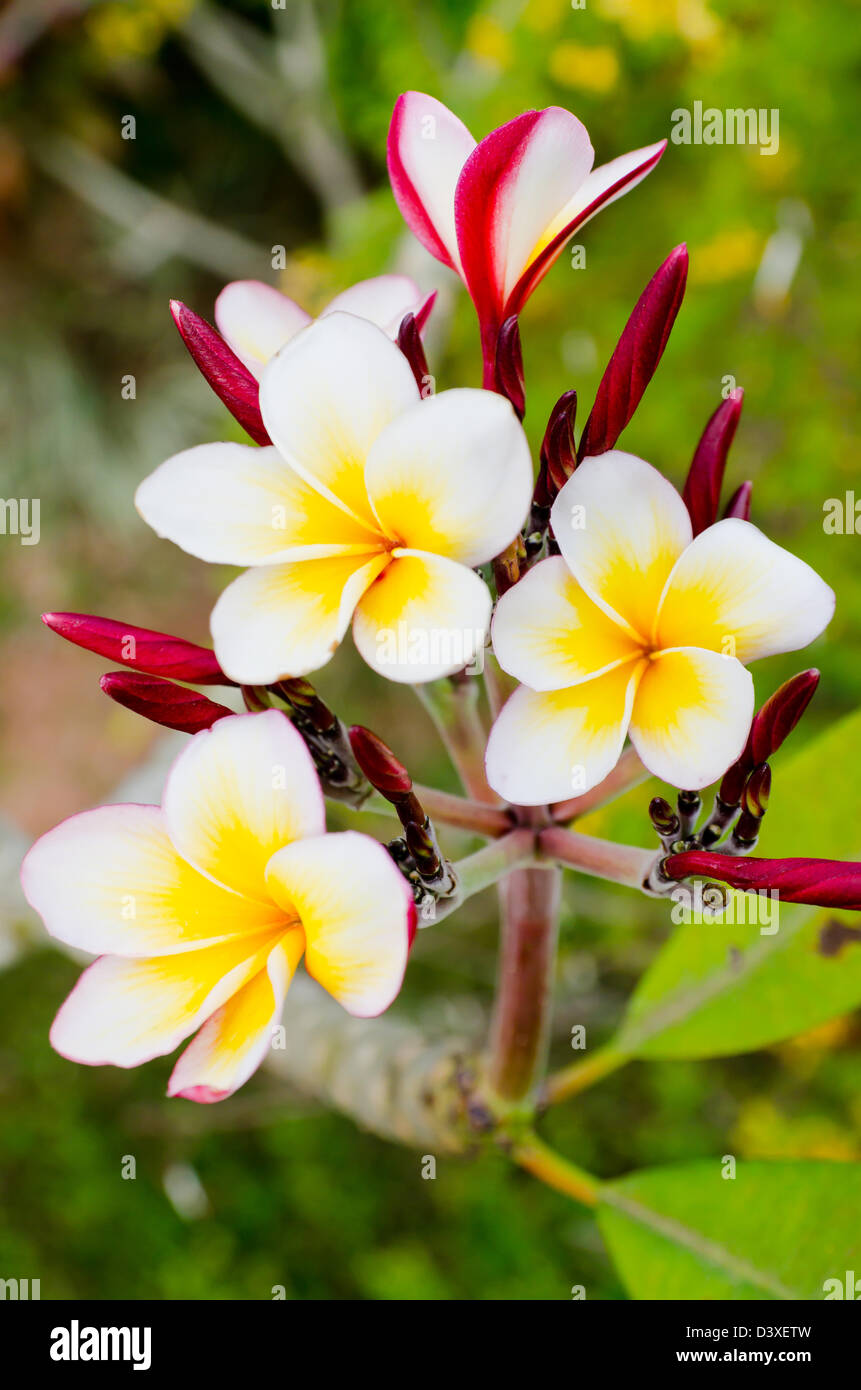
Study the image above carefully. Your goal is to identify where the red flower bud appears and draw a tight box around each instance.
[724,480,752,520]
[682,388,744,535]
[578,244,688,459]
[663,850,861,912]
[535,390,578,507]
[43,612,231,685]
[100,672,234,734]
[494,315,525,420]
[348,725,413,799]
[396,312,431,394]
[747,669,820,767]
[170,300,270,446]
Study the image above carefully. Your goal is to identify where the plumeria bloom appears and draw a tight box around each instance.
[486,452,834,804]
[213,272,434,379]
[136,312,533,685]
[20,711,413,1102]
[388,92,665,372]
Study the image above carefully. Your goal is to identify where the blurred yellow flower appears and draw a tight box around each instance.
[690,226,762,285]
[465,15,513,72]
[549,43,620,94]
[599,0,719,46]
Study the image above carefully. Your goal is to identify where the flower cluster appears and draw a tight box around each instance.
[23,93,857,1103]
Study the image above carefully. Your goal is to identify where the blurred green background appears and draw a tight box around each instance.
[0,0,859,1299]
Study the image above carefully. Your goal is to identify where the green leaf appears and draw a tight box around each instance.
[613,706,861,1059]
[598,1160,861,1300]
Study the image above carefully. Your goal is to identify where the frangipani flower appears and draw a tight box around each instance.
[387,92,666,369]
[21,711,413,1102]
[213,273,434,379]
[486,452,835,804]
[137,312,533,685]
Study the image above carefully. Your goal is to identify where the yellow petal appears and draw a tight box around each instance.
[629,647,754,789]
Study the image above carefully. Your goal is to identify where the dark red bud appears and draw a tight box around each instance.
[494,315,525,420]
[100,672,233,734]
[413,289,437,333]
[535,390,578,507]
[397,312,431,394]
[724,480,752,520]
[682,388,744,535]
[170,300,270,446]
[649,796,679,837]
[742,762,771,819]
[663,851,861,912]
[748,669,820,767]
[578,244,688,459]
[348,725,413,800]
[43,612,231,684]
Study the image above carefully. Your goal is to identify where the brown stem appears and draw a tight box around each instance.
[488,861,561,1104]
[550,746,649,823]
[413,785,512,838]
[538,825,653,888]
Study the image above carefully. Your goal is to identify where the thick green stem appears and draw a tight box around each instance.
[540,1043,631,1108]
[414,678,498,803]
[487,861,561,1104]
[510,1132,601,1208]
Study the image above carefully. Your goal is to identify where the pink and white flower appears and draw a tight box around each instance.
[21,711,413,1102]
[136,312,533,686]
[387,92,666,372]
[213,273,434,379]
[486,451,835,804]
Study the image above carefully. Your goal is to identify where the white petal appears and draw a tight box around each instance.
[352,549,492,683]
[629,647,754,789]
[266,832,412,1017]
[50,929,279,1068]
[656,519,836,662]
[211,551,388,685]
[387,91,475,274]
[168,931,305,1102]
[322,274,425,336]
[163,711,325,902]
[258,313,419,528]
[551,451,692,642]
[537,142,668,261]
[136,443,381,565]
[364,388,533,566]
[21,805,284,957]
[491,556,642,690]
[485,661,643,805]
[214,280,310,377]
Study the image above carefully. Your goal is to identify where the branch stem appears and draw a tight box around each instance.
[541,1044,631,1108]
[550,746,649,824]
[510,1133,601,1208]
[538,825,653,889]
[488,861,561,1103]
[414,678,497,803]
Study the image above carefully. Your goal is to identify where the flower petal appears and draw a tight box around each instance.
[629,647,754,789]
[50,929,280,1068]
[136,443,382,565]
[550,451,692,642]
[456,107,594,325]
[258,313,419,529]
[265,831,412,1016]
[387,92,475,275]
[485,660,644,804]
[21,805,284,957]
[352,550,492,683]
[214,280,311,377]
[364,388,533,566]
[322,274,426,336]
[168,931,305,1102]
[507,141,667,316]
[211,551,388,685]
[492,556,642,691]
[162,710,325,903]
[655,519,836,662]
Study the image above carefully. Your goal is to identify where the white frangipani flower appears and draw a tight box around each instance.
[214,273,432,379]
[486,451,835,804]
[137,312,533,686]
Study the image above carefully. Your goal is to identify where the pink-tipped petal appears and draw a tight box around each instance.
[214,280,310,377]
[387,92,475,275]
